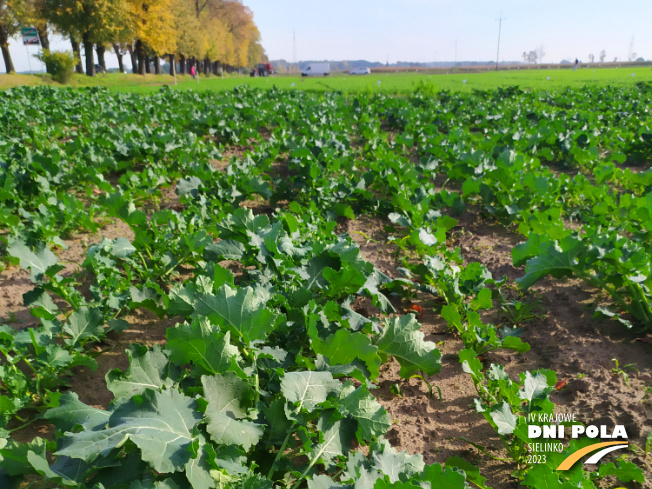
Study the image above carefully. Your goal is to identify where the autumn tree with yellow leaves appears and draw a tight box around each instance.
[2,0,265,76]
[43,0,129,76]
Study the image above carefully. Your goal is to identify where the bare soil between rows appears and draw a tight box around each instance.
[1,171,651,488]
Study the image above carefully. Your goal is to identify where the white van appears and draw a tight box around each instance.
[301,62,330,77]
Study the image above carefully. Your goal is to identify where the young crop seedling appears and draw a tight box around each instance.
[498,287,547,327]
[611,358,639,387]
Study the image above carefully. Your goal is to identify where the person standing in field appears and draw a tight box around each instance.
[574,58,579,71]
[190,65,196,79]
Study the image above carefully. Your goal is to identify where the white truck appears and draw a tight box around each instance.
[301,62,330,77]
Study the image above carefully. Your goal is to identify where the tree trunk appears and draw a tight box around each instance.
[145,54,151,73]
[168,54,176,76]
[82,32,95,76]
[36,26,51,73]
[37,26,50,51]
[154,56,161,74]
[127,44,137,73]
[95,44,106,71]
[135,40,145,75]
[0,44,14,74]
[113,44,124,73]
[0,26,15,74]
[179,55,186,74]
[71,39,83,74]
[203,58,209,75]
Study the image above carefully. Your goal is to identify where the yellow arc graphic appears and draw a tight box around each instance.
[557,441,628,470]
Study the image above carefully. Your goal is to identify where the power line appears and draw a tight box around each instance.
[292,29,297,73]
[495,16,506,71]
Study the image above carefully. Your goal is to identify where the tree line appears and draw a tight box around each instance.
[0,0,266,76]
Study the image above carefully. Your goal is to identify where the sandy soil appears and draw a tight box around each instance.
[342,209,652,487]
[1,146,650,489]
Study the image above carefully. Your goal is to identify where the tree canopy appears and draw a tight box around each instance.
[1,0,265,75]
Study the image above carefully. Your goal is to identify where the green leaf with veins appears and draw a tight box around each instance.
[309,414,356,469]
[371,441,424,483]
[337,382,390,441]
[262,399,293,445]
[167,321,240,376]
[519,371,552,403]
[204,240,245,261]
[202,373,263,450]
[106,344,175,400]
[204,408,264,451]
[596,460,644,483]
[0,437,49,477]
[7,241,58,282]
[489,401,517,435]
[417,464,466,488]
[27,451,90,487]
[322,266,367,297]
[57,389,201,473]
[516,237,588,290]
[444,456,489,489]
[201,373,254,419]
[522,464,567,489]
[194,285,279,344]
[309,327,381,380]
[280,371,341,413]
[44,392,110,431]
[308,474,347,489]
[110,238,136,258]
[185,435,216,489]
[373,315,441,378]
[63,307,104,347]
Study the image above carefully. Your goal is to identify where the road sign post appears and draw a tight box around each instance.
[21,27,40,74]
[21,27,40,46]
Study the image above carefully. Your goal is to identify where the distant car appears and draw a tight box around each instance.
[349,67,370,75]
[302,62,330,77]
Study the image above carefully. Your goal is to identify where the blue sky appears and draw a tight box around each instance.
[246,0,650,64]
[7,0,652,72]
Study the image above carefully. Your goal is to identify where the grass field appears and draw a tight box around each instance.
[1,65,652,93]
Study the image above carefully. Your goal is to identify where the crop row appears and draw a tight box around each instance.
[0,84,648,488]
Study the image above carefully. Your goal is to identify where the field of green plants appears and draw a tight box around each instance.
[3,66,652,94]
[0,82,650,488]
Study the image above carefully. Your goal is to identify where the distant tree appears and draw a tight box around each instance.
[13,0,51,51]
[613,57,617,62]
[599,50,606,62]
[0,0,19,73]
[127,0,176,75]
[536,44,545,64]
[527,50,538,64]
[112,42,128,72]
[588,54,594,63]
[170,0,201,74]
[45,0,129,76]
[522,51,528,63]
[629,52,637,62]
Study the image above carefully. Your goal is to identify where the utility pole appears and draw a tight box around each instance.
[292,29,297,74]
[495,16,505,71]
